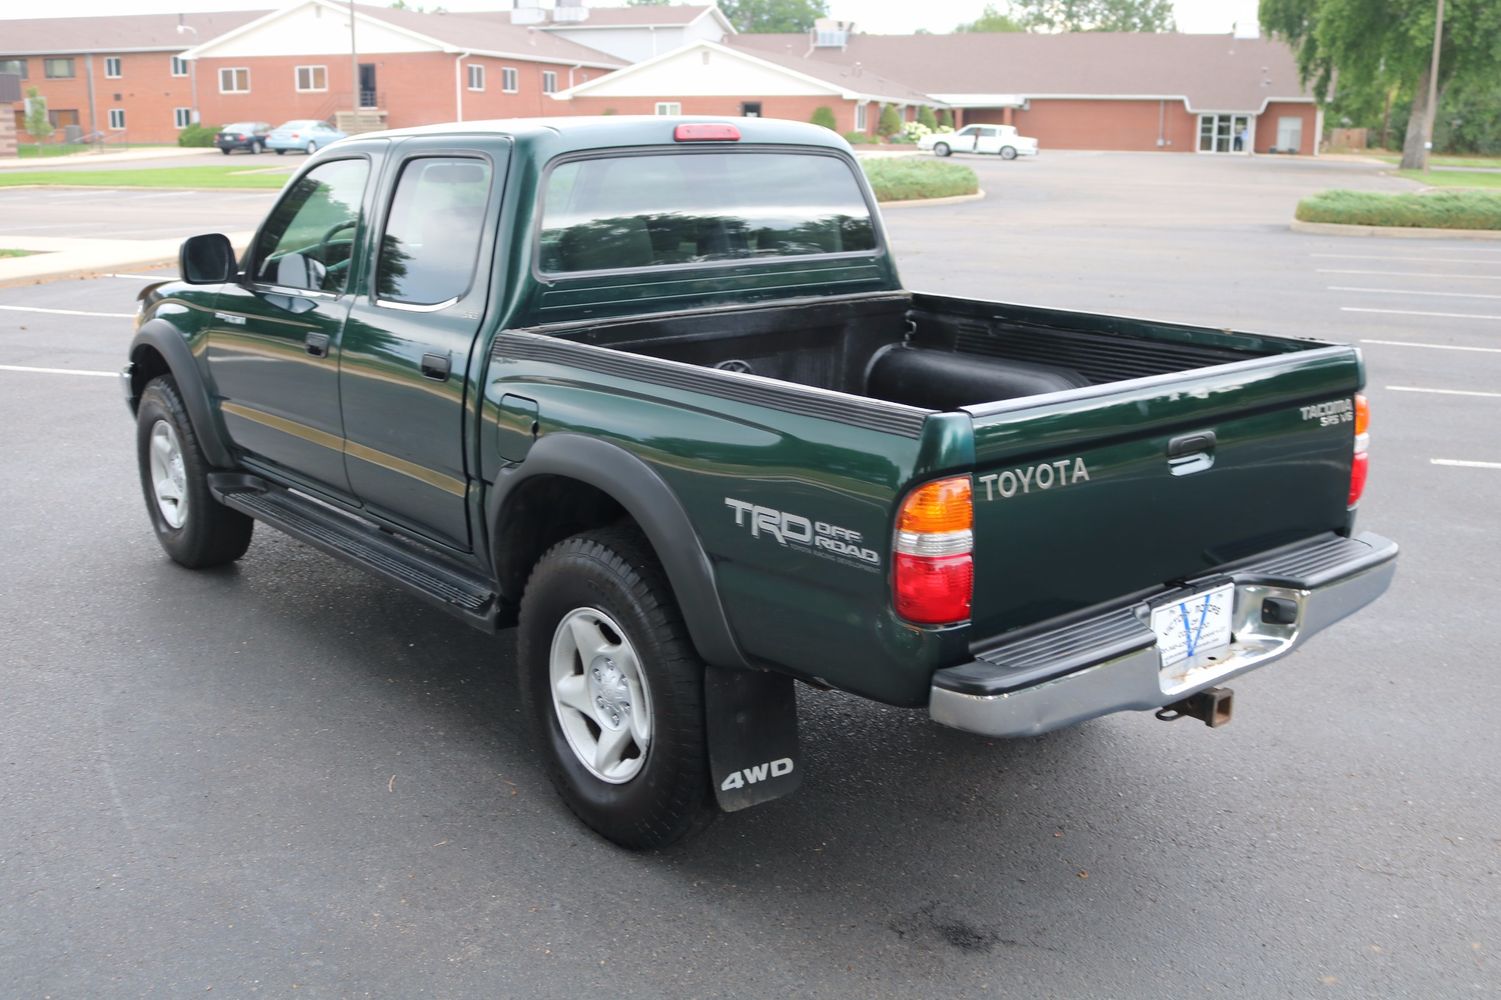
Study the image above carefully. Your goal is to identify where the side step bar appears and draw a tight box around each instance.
[209,474,506,631]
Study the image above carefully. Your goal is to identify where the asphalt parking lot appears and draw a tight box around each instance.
[1,151,1497,998]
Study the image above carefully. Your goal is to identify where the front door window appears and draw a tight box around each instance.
[251,158,369,294]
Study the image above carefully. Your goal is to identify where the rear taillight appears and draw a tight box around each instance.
[1349,392,1370,508]
[236,133,245,140]
[893,477,973,625]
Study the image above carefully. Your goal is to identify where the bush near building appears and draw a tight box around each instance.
[1296,189,1501,230]
[918,106,939,130]
[178,123,220,148]
[877,103,902,138]
[810,106,837,131]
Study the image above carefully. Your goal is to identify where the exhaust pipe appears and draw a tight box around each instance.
[1155,686,1233,728]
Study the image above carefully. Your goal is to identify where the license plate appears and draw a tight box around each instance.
[1151,583,1234,668]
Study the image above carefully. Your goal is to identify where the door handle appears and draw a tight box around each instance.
[305,332,330,358]
[421,352,451,382]
[1167,430,1216,476]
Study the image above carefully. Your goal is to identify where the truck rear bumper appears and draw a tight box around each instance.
[929,531,1397,738]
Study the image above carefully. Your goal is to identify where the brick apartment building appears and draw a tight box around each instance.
[1,2,1320,155]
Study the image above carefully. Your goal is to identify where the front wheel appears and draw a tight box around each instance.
[135,376,254,568]
[305,141,317,155]
[1000,145,1018,160]
[518,525,714,850]
[934,142,951,157]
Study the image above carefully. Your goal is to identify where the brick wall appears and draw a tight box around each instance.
[1010,98,1199,152]
[1255,101,1317,155]
[0,102,15,157]
[14,50,196,144]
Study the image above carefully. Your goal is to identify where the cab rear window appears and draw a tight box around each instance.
[538,151,876,274]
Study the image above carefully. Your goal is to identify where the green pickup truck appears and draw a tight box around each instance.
[124,117,1397,848]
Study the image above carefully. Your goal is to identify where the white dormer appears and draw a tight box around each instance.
[812,18,852,49]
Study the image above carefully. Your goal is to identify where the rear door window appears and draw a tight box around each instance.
[538,151,876,274]
[374,156,493,306]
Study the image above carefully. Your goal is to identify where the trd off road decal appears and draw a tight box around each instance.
[724,498,880,570]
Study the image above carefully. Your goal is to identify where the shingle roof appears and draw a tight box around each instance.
[542,5,716,28]
[0,10,266,56]
[745,46,935,104]
[730,32,1313,111]
[361,6,627,67]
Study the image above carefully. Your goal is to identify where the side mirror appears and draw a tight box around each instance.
[179,233,237,284]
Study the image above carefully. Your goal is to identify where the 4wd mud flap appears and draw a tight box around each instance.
[704,665,802,812]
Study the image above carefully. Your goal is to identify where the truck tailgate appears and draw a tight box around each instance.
[964,347,1363,639]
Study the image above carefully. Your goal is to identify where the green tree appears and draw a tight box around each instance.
[23,87,52,143]
[810,105,837,131]
[1010,0,1176,31]
[918,105,939,129]
[937,108,954,128]
[718,0,828,33]
[955,4,1025,31]
[877,103,902,137]
[1261,0,1501,169]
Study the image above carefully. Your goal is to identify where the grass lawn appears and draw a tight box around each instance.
[1368,152,1501,169]
[0,248,40,257]
[861,158,979,202]
[0,165,290,189]
[1395,169,1501,189]
[16,145,87,159]
[1296,189,1501,230]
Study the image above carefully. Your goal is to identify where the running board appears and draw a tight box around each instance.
[209,474,505,631]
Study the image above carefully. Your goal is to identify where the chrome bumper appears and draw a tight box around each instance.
[929,532,1398,738]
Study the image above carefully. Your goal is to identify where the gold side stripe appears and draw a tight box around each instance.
[220,401,467,498]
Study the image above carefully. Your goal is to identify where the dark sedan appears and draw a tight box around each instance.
[214,121,272,154]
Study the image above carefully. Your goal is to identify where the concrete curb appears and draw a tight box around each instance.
[1290,219,1501,241]
[0,146,218,171]
[880,189,986,209]
[0,255,178,290]
[0,232,255,289]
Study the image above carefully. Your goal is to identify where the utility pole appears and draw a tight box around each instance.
[1421,0,1445,172]
[348,0,360,117]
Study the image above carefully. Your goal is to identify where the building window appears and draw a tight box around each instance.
[171,56,189,77]
[854,103,867,132]
[219,67,250,93]
[502,67,518,93]
[654,102,681,116]
[295,65,327,92]
[108,108,125,130]
[104,57,122,78]
[44,58,75,79]
[0,59,27,79]
[467,64,484,91]
[1197,113,1251,153]
[174,107,192,129]
[542,70,557,94]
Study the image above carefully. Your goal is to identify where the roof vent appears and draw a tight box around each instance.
[552,0,589,23]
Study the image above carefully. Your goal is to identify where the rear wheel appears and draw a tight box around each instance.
[518,525,714,850]
[135,376,253,569]
[305,141,317,155]
[219,147,230,155]
[934,142,951,157]
[1000,145,1018,160]
[275,148,286,155]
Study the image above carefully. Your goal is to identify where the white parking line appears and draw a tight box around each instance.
[1362,339,1501,354]
[1343,306,1501,321]
[1387,386,1501,398]
[1431,459,1501,470]
[0,363,117,377]
[1312,253,1501,265]
[1318,269,1501,281]
[1330,286,1501,301]
[0,305,135,318]
[105,273,171,280]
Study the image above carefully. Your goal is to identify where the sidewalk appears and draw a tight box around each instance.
[0,146,214,171]
[0,231,254,288]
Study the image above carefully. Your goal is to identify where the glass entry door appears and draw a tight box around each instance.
[1197,114,1252,153]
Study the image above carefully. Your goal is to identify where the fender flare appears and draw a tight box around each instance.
[487,433,750,670]
[128,320,236,469]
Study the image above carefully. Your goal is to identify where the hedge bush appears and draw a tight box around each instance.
[1295,189,1501,230]
[860,158,979,202]
[810,106,837,131]
[177,123,220,148]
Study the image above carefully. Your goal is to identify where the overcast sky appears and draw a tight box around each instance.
[0,0,1264,35]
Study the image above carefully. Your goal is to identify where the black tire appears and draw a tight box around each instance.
[1000,145,1018,160]
[518,524,714,850]
[251,142,261,155]
[219,147,230,155]
[135,376,254,569]
[275,148,286,156]
[934,141,951,157]
[306,141,317,155]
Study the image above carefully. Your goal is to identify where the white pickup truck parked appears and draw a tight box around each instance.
[920,124,1040,160]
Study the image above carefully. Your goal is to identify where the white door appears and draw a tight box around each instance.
[973,127,1003,154]
[1276,116,1303,153]
[951,126,980,153]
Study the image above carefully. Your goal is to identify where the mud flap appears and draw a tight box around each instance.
[704,665,801,812]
